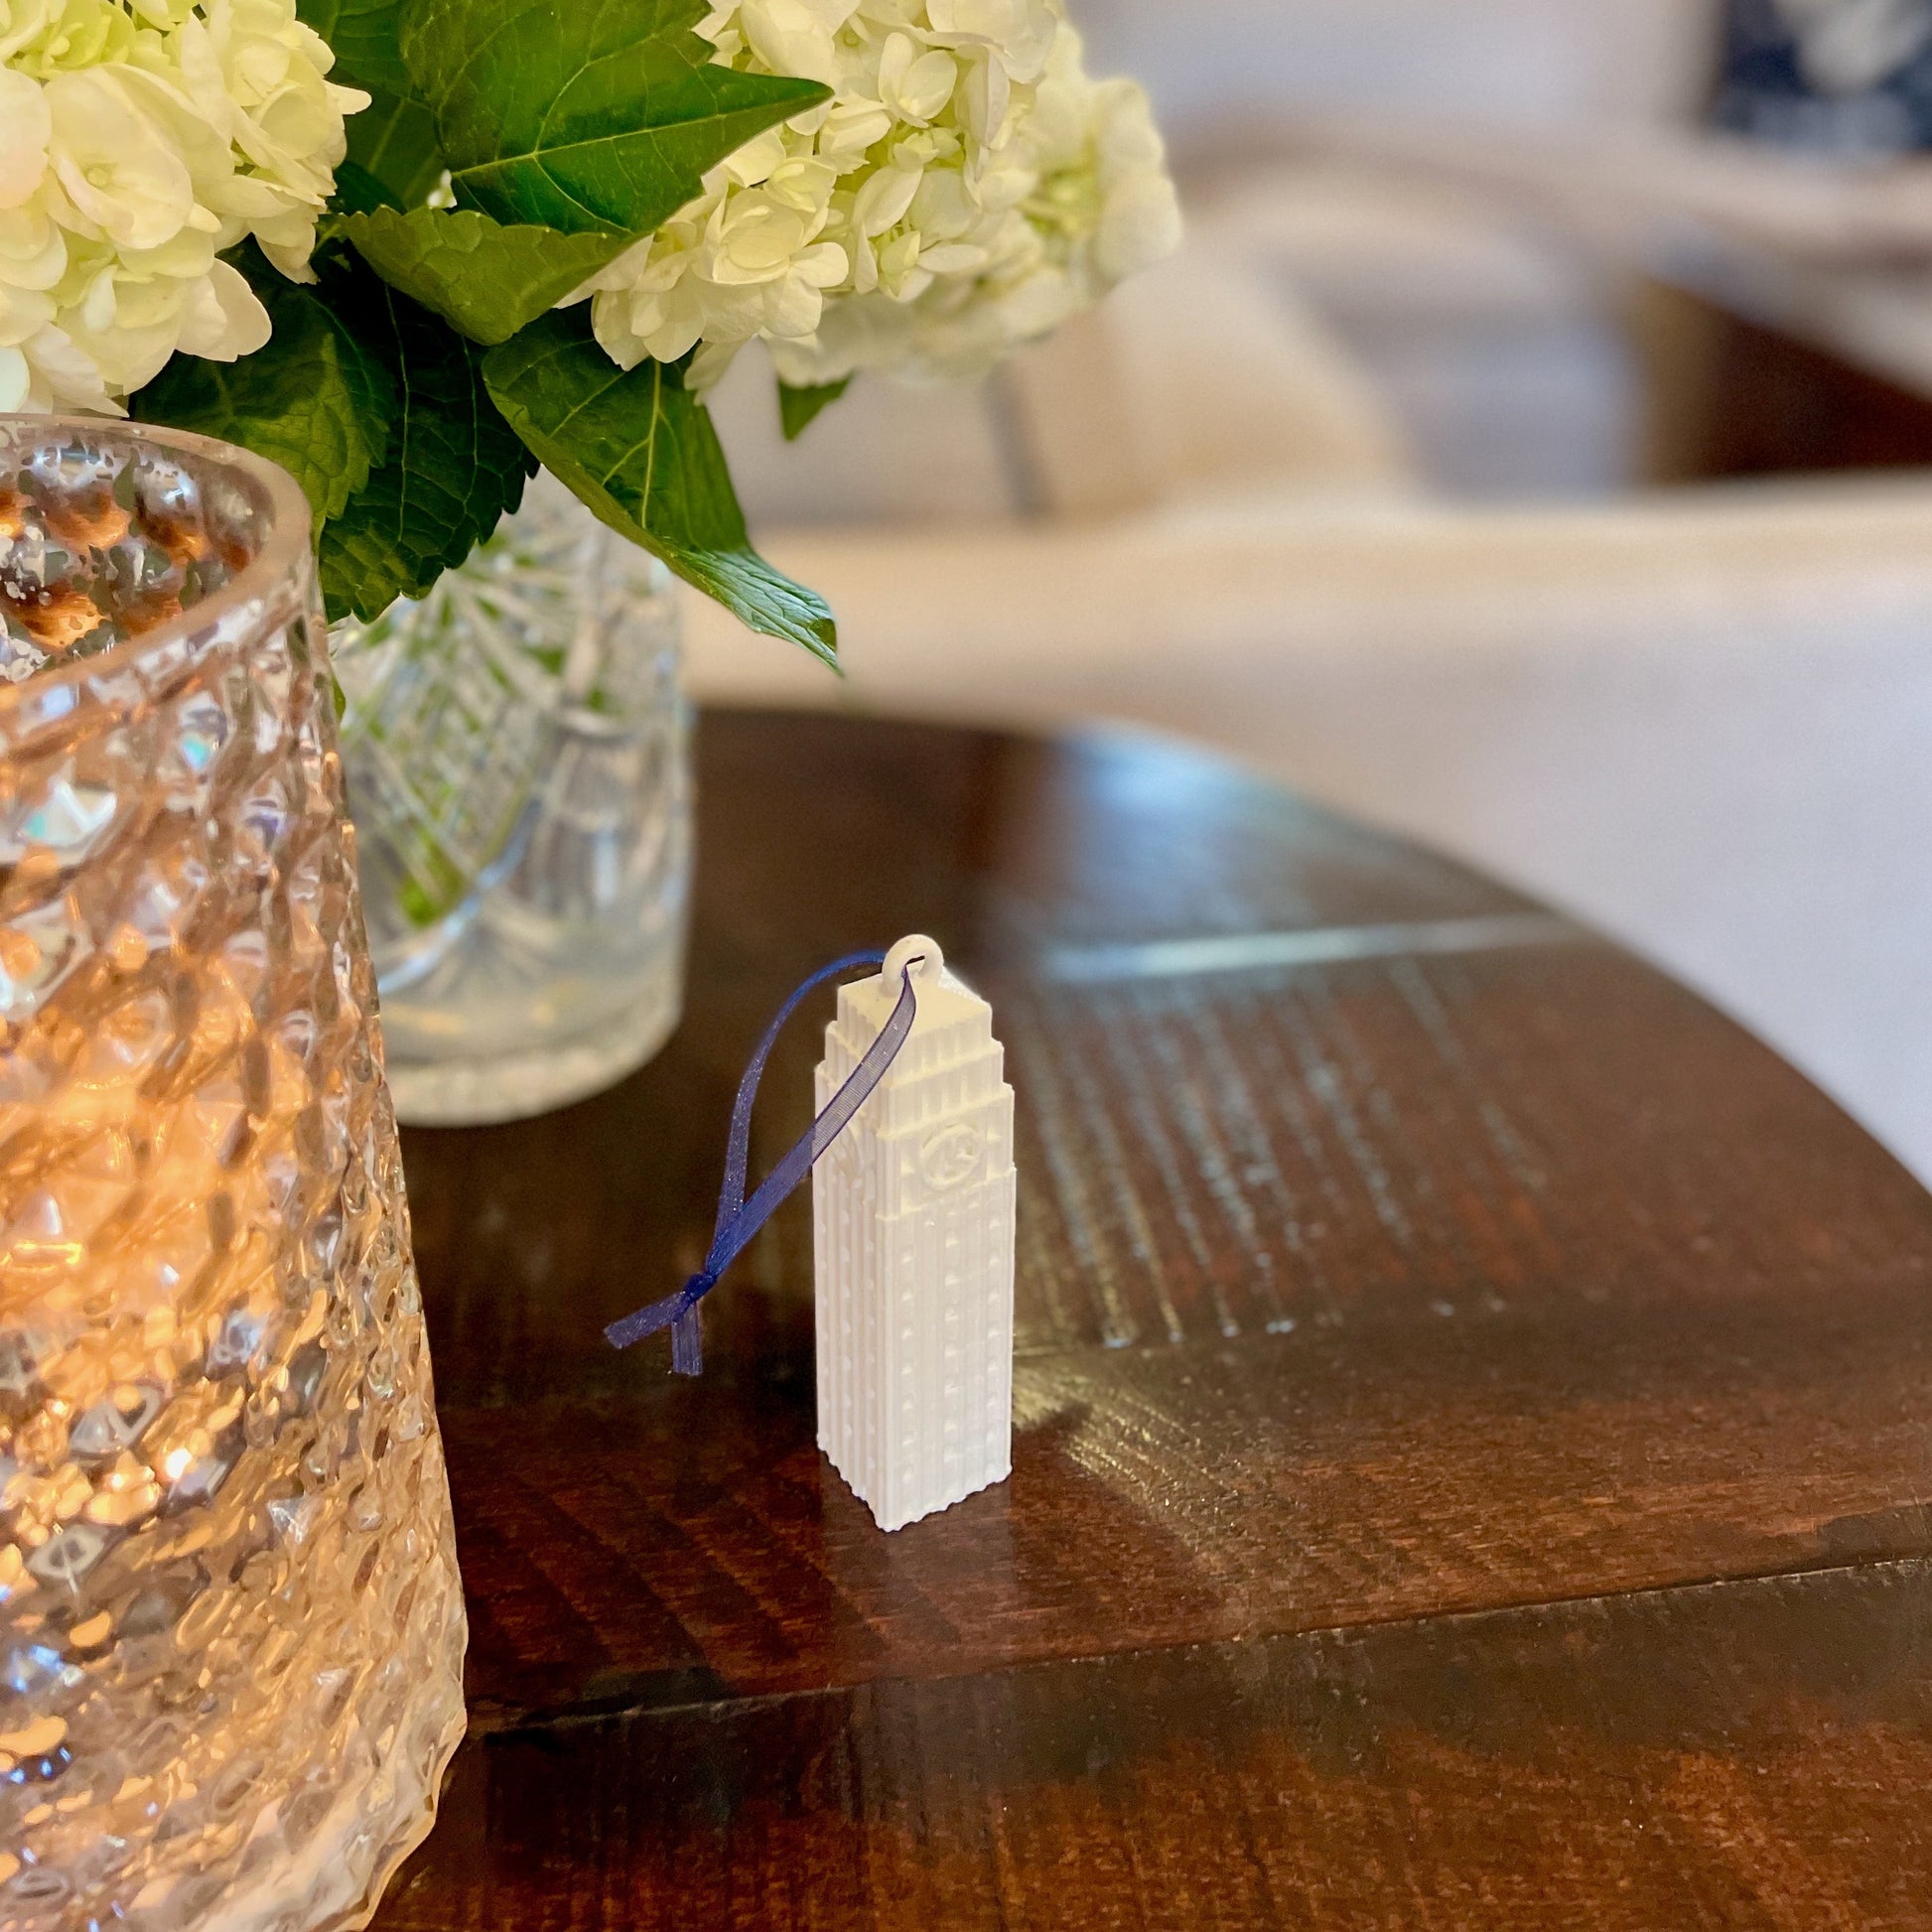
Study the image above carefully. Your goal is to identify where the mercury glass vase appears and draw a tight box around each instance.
[330,473,692,1127]
[0,419,466,1931]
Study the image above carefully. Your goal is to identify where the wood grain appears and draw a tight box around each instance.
[377,711,1932,1927]
[377,1560,1932,1931]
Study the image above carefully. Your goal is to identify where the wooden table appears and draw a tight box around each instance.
[373,710,1932,1929]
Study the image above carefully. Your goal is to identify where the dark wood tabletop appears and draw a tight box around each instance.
[371,709,1932,1930]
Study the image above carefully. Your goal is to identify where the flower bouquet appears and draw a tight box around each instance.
[1,0,1178,1118]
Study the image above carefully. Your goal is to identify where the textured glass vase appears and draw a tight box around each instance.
[0,419,465,1931]
[331,474,692,1127]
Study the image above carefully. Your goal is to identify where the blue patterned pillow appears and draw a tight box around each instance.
[1714,0,1932,151]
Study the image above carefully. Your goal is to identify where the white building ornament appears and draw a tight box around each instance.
[606,934,1017,1532]
[814,936,1017,1532]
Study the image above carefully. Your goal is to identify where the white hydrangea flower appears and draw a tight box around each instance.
[582,0,1179,395]
[0,0,364,414]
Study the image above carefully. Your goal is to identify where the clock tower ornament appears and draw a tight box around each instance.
[607,937,1018,1531]
[815,937,1017,1531]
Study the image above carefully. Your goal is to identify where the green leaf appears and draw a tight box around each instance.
[133,252,396,524]
[343,206,630,345]
[345,89,446,210]
[332,157,403,215]
[401,0,828,235]
[778,377,850,442]
[483,312,836,664]
[297,0,415,97]
[319,275,535,621]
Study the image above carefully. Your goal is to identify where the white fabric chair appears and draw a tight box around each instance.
[1064,0,1729,495]
[1071,0,1722,142]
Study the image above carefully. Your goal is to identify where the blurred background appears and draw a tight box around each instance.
[688,0,1932,1185]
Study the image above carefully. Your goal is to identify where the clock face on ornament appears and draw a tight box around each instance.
[919,1122,984,1191]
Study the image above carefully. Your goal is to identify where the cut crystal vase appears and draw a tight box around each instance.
[330,474,692,1127]
[0,419,465,1931]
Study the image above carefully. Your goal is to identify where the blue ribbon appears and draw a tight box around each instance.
[605,948,923,1374]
